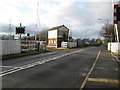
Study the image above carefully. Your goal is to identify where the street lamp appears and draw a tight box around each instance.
[97,18,110,24]
[97,18,111,36]
[98,18,111,45]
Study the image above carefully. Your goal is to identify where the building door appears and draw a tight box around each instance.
[57,38,62,47]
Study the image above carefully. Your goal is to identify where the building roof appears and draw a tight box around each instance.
[48,25,69,31]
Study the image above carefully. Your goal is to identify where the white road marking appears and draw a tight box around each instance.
[0,65,20,68]
[0,67,21,74]
[111,53,120,62]
[112,56,115,62]
[0,49,84,77]
[80,50,101,90]
[0,65,23,74]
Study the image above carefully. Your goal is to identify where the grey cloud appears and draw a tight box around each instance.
[0,1,112,39]
[49,2,112,38]
[0,23,48,36]
[0,23,37,35]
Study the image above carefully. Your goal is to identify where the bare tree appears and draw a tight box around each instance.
[29,28,48,42]
[39,28,48,41]
[100,24,115,42]
[100,23,120,42]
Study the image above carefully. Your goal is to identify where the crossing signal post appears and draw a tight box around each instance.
[15,23,25,40]
[114,3,120,43]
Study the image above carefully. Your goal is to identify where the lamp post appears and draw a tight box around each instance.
[97,18,111,41]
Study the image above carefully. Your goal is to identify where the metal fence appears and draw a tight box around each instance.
[21,40,46,52]
[1,40,46,55]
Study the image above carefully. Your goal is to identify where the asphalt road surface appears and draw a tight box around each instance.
[1,45,120,89]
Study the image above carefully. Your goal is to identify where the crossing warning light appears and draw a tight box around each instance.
[114,4,120,24]
[16,27,25,34]
[117,7,120,21]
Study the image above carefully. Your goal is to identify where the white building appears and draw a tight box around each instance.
[48,25,69,48]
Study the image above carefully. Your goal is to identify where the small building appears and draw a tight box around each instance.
[48,25,69,48]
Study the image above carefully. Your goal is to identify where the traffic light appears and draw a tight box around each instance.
[117,7,120,21]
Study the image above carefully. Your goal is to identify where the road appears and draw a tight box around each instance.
[1,45,119,89]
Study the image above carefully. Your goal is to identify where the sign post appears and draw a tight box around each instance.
[114,2,120,43]
[20,23,22,40]
[15,23,25,40]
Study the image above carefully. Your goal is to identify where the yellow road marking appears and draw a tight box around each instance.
[88,78,119,84]
[80,50,101,89]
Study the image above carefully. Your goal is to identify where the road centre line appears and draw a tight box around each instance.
[0,49,84,77]
[0,66,22,74]
[0,65,20,68]
[80,50,101,90]
[0,67,21,74]
[111,53,120,62]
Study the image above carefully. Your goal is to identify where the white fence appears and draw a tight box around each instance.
[1,40,21,55]
[61,42,68,48]
[68,42,77,48]
[108,42,120,53]
[61,42,77,48]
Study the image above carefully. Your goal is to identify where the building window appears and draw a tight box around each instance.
[51,40,52,43]
[54,40,57,43]
[49,41,51,43]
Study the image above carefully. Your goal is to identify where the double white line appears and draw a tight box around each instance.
[0,49,84,77]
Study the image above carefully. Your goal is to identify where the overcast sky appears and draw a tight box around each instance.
[0,0,119,39]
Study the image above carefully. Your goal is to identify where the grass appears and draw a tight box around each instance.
[2,50,48,60]
[70,44,101,49]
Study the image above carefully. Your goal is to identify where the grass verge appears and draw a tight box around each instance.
[2,50,48,60]
[70,44,101,49]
